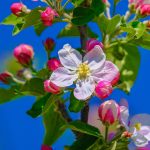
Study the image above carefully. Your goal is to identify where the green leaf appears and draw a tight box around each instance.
[27,94,51,118]
[21,78,45,96]
[67,135,98,150]
[43,103,67,145]
[34,22,48,36]
[68,120,100,137]
[0,86,21,104]
[71,0,84,6]
[91,0,105,16]
[57,23,98,38]
[111,141,117,150]
[1,14,23,25]
[69,92,85,112]
[131,32,150,49]
[12,23,23,35]
[36,68,50,80]
[106,44,140,93]
[97,14,121,34]
[72,7,95,25]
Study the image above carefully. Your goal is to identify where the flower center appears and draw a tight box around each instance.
[134,123,141,131]
[77,63,90,79]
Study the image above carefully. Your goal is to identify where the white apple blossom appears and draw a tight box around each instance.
[120,106,150,148]
[50,44,119,100]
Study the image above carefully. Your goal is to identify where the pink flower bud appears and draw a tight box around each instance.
[140,4,150,15]
[41,7,59,26]
[41,145,52,150]
[44,38,55,51]
[95,81,113,99]
[111,72,120,86]
[98,100,120,125]
[10,3,29,17]
[13,44,34,66]
[86,39,103,52]
[44,80,61,94]
[0,72,12,84]
[102,0,107,3]
[47,58,61,71]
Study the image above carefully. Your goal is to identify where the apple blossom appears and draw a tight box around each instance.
[44,80,61,94]
[44,38,55,51]
[10,3,30,17]
[13,44,34,66]
[0,72,12,84]
[98,100,120,125]
[50,44,119,100]
[140,4,150,15]
[47,58,61,71]
[86,39,103,52]
[41,7,59,26]
[95,81,113,99]
[120,105,150,148]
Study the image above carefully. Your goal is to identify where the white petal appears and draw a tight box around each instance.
[58,44,82,70]
[120,106,129,130]
[130,114,150,126]
[132,133,149,147]
[139,126,150,141]
[50,67,77,87]
[74,78,95,100]
[83,45,106,71]
[92,61,119,83]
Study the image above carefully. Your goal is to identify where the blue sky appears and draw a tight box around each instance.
[0,0,150,150]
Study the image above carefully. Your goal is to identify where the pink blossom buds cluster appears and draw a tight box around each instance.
[98,100,120,125]
[41,7,59,26]
[47,58,61,71]
[44,80,61,94]
[44,38,55,52]
[41,145,52,150]
[13,44,34,66]
[86,39,103,52]
[0,72,13,84]
[10,3,30,17]
[129,0,150,16]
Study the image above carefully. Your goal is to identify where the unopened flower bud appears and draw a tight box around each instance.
[111,72,120,86]
[140,4,150,16]
[44,38,55,51]
[41,7,58,26]
[10,3,30,17]
[95,81,113,99]
[0,72,13,84]
[122,131,132,138]
[41,145,52,150]
[86,39,103,52]
[44,80,61,94]
[98,100,120,125]
[47,58,61,71]
[13,44,34,66]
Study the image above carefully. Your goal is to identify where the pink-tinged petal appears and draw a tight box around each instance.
[119,98,129,108]
[74,78,95,100]
[130,114,150,127]
[83,45,106,71]
[92,61,119,84]
[58,44,82,70]
[104,109,115,124]
[139,126,150,141]
[50,67,77,87]
[120,106,129,129]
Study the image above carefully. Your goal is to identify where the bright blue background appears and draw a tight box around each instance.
[0,0,150,150]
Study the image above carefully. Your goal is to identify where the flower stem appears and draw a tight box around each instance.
[105,125,109,143]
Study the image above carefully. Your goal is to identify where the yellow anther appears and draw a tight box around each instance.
[77,63,90,79]
[134,123,141,131]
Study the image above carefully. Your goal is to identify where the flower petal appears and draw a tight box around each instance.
[120,106,129,130]
[130,114,150,126]
[139,126,150,141]
[74,78,95,100]
[83,45,106,71]
[58,44,82,70]
[92,61,119,83]
[50,67,77,87]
